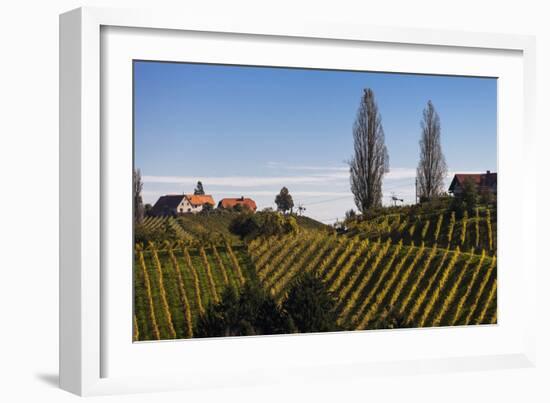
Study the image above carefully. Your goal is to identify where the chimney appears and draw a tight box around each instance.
[486,170,490,175]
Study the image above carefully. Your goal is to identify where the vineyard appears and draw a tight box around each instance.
[249,233,496,330]
[134,224,497,341]
[139,214,330,244]
[346,207,497,254]
[134,240,255,340]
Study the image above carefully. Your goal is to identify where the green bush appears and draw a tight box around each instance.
[282,272,340,333]
[229,211,300,240]
[194,283,292,337]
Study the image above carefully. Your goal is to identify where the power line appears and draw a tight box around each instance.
[301,195,351,206]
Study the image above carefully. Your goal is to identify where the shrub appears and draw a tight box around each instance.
[194,283,292,338]
[282,272,340,333]
[228,212,260,240]
[229,211,299,240]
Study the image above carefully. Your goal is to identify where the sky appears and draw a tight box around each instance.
[134,61,497,223]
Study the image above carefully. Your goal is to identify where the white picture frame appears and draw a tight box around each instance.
[59,6,537,396]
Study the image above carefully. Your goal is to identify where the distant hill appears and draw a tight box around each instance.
[295,215,331,232]
[138,212,331,244]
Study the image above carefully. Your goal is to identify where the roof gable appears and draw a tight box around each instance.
[150,195,185,214]
[218,197,257,210]
[184,194,215,206]
[449,172,497,192]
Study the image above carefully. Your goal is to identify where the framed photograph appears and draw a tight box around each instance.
[60,7,537,396]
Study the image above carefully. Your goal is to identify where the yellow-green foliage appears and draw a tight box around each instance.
[271,234,325,299]
[397,217,409,233]
[226,242,245,285]
[399,244,438,315]
[344,240,403,324]
[253,236,287,272]
[150,243,177,339]
[433,214,444,243]
[407,248,450,324]
[329,239,371,293]
[182,245,204,315]
[135,224,497,341]
[388,242,426,308]
[421,220,430,240]
[133,315,139,342]
[476,274,497,325]
[322,237,360,281]
[419,247,461,327]
[475,208,480,248]
[168,246,193,337]
[486,209,494,251]
[340,239,392,322]
[408,222,417,238]
[464,255,496,325]
[447,212,456,245]
[137,249,160,340]
[200,247,219,303]
[356,242,415,329]
[460,211,468,246]
[432,250,475,326]
[450,250,485,326]
[256,236,301,279]
[211,244,229,286]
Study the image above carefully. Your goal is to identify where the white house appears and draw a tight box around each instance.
[150,194,215,216]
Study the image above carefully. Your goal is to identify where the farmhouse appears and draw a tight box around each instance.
[218,197,257,212]
[448,170,497,196]
[150,194,215,216]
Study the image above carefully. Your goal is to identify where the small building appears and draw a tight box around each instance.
[448,170,497,196]
[150,194,215,216]
[218,197,257,212]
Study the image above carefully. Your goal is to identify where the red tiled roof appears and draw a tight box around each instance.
[449,171,497,192]
[218,197,257,211]
[184,194,215,206]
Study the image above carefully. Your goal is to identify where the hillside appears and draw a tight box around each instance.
[249,233,496,330]
[346,207,497,254]
[134,230,497,341]
[134,241,257,340]
[138,213,330,244]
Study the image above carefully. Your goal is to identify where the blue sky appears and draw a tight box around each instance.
[134,61,496,223]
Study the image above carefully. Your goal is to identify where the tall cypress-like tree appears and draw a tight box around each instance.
[416,101,447,201]
[349,88,389,212]
[133,168,144,223]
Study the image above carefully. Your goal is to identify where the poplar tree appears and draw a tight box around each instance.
[416,100,447,201]
[349,88,389,212]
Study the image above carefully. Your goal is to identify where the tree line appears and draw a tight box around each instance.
[349,89,447,213]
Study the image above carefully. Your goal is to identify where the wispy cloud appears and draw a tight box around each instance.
[386,168,417,180]
[143,175,343,187]
[143,189,352,198]
[266,161,418,181]
[266,161,348,172]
